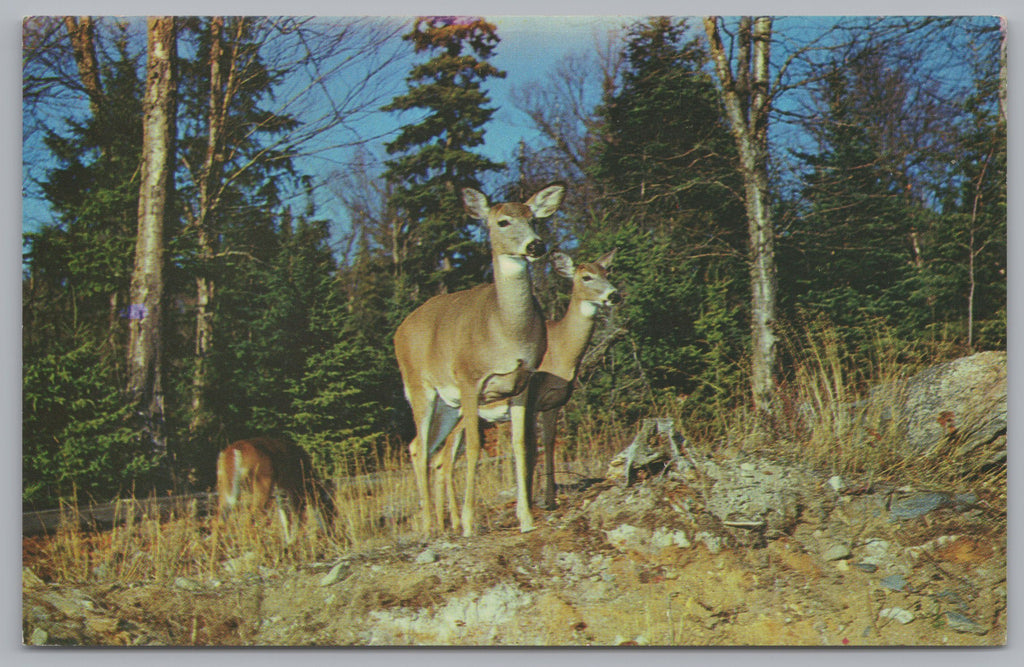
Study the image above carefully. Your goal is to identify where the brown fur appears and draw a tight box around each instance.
[215,438,330,540]
[394,184,565,536]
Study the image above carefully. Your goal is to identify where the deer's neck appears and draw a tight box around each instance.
[493,254,539,337]
[544,295,599,379]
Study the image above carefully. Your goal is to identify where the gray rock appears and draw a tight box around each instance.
[823,543,853,561]
[27,628,49,646]
[861,351,1006,460]
[944,611,987,635]
[173,576,203,591]
[889,492,978,522]
[415,548,439,564]
[319,561,350,586]
[880,574,909,592]
[879,607,916,624]
[699,458,813,536]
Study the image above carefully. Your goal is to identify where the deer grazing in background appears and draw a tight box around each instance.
[216,437,333,543]
[394,183,565,536]
[431,250,620,532]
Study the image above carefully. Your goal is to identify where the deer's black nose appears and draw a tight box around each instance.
[526,239,546,258]
[608,291,622,305]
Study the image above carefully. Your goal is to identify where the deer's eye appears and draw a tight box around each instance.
[582,274,594,282]
[497,219,511,228]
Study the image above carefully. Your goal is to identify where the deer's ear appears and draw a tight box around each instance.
[596,248,617,271]
[552,252,575,279]
[525,183,566,218]
[461,188,490,220]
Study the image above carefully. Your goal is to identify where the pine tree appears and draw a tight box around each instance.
[581,18,749,423]
[382,16,507,294]
[782,43,936,345]
[23,20,161,506]
[593,17,740,238]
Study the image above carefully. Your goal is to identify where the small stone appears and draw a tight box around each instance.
[823,543,852,561]
[827,476,846,493]
[880,574,909,592]
[604,524,651,551]
[23,567,46,590]
[85,615,120,635]
[28,628,49,645]
[415,548,438,564]
[862,538,891,559]
[855,563,878,573]
[173,576,202,591]
[879,607,915,624]
[696,531,724,555]
[319,561,350,586]
[944,611,987,635]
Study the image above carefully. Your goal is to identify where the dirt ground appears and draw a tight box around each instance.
[22,454,1006,647]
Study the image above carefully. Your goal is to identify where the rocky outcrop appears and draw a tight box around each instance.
[863,351,1006,462]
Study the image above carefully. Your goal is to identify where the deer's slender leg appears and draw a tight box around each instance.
[510,389,537,532]
[537,408,559,509]
[460,388,482,536]
[409,390,438,534]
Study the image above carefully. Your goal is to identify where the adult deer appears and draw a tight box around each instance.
[394,183,565,536]
[216,437,332,542]
[431,250,620,531]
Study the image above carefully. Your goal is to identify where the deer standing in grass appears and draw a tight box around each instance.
[431,250,620,532]
[394,183,565,536]
[216,437,331,542]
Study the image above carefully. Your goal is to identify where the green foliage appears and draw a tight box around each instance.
[591,17,742,240]
[572,17,750,437]
[23,341,158,506]
[779,43,937,348]
[779,33,1006,356]
[209,216,338,435]
[382,17,507,294]
[287,332,397,477]
[21,17,1006,510]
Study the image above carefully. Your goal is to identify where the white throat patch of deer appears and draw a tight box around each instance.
[394,183,565,536]
[430,249,620,531]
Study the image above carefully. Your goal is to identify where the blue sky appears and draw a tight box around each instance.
[18,12,1008,244]
[20,15,634,240]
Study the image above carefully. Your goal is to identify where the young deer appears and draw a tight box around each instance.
[394,183,565,536]
[215,437,331,542]
[431,250,619,531]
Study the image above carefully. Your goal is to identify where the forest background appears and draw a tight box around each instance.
[17,10,1007,511]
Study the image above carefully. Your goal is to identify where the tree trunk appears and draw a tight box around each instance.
[190,16,234,436]
[127,17,177,457]
[703,16,778,417]
[63,17,103,117]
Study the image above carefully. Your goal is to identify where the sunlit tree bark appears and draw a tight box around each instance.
[703,16,777,417]
[127,17,176,456]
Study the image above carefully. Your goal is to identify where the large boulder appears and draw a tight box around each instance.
[864,351,1006,461]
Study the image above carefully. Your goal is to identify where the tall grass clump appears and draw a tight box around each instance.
[768,316,971,484]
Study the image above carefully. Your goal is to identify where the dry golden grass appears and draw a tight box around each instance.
[29,435,601,586]
[26,323,1005,587]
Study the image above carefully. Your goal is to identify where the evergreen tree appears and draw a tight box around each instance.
[923,34,1006,349]
[24,27,144,359]
[22,22,159,505]
[593,17,740,238]
[382,16,507,294]
[781,43,938,345]
[583,17,748,423]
